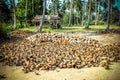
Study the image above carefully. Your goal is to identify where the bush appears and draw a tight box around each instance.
[0,23,8,37]
[83,21,88,25]
[0,23,13,38]
[6,25,14,31]
[57,23,62,29]
[63,14,69,24]
[16,22,24,28]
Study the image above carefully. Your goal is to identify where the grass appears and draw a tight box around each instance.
[19,25,120,33]
[19,26,38,32]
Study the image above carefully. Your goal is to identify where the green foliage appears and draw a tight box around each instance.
[19,25,120,33]
[16,22,25,29]
[63,14,69,24]
[0,23,10,37]
[82,21,88,26]
[90,21,106,25]
[16,0,43,21]
[19,26,38,32]
[0,0,119,32]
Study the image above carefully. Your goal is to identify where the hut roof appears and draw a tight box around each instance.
[32,15,60,22]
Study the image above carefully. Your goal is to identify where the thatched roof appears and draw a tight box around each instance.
[32,15,60,22]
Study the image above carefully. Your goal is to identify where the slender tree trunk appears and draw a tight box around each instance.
[96,2,100,25]
[106,0,111,30]
[82,1,86,26]
[32,0,34,17]
[110,3,112,23]
[11,0,16,29]
[77,17,79,24]
[52,0,57,15]
[71,4,76,25]
[95,0,97,25]
[77,12,79,24]
[81,14,84,26]
[25,0,28,27]
[68,0,73,26]
[51,0,57,28]
[53,0,55,15]
[85,0,92,29]
[37,0,46,32]
[80,11,82,25]
[82,1,85,26]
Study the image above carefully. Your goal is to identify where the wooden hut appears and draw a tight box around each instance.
[32,15,60,27]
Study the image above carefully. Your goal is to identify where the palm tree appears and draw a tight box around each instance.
[96,1,100,26]
[11,0,16,29]
[25,0,28,27]
[82,1,86,26]
[85,0,92,29]
[105,0,111,31]
[95,0,98,25]
[37,0,46,32]
[32,0,34,17]
[68,0,73,26]
[51,0,57,15]
[75,0,82,25]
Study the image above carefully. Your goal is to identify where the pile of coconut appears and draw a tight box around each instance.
[0,32,120,74]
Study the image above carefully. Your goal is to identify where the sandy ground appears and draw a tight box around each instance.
[88,33,120,45]
[0,33,120,80]
[0,63,120,80]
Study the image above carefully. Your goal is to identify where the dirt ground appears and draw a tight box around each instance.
[0,32,120,80]
[0,62,120,80]
[88,33,120,45]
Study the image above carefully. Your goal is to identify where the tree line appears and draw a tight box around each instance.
[0,0,120,32]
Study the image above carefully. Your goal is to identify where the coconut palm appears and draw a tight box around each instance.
[11,0,16,29]
[25,0,28,27]
[85,0,92,29]
[37,0,46,32]
[68,0,73,26]
[105,0,111,31]
[32,0,34,17]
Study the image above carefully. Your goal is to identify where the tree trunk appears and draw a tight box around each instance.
[96,2,100,26]
[68,0,73,26]
[32,0,34,17]
[37,0,46,32]
[82,2,85,26]
[110,3,112,24]
[11,0,16,29]
[51,0,57,28]
[79,11,82,25]
[51,0,57,15]
[25,0,28,27]
[106,0,111,30]
[53,0,55,15]
[77,11,79,24]
[85,0,92,29]
[95,0,97,25]
[82,1,85,26]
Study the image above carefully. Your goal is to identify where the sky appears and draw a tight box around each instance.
[114,0,120,10]
[47,0,120,11]
[6,0,120,11]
